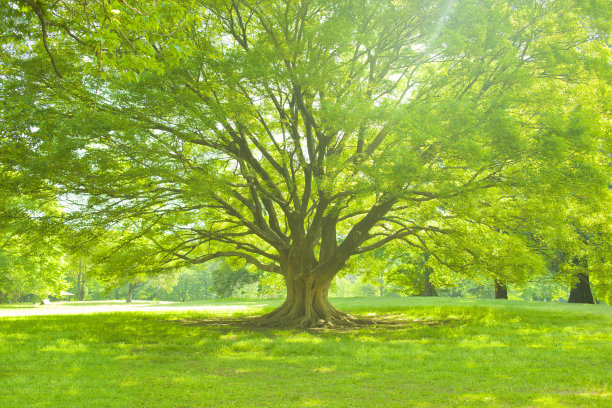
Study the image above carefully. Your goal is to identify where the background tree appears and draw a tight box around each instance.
[65,249,100,301]
[351,247,439,297]
[539,191,612,304]
[172,266,213,302]
[390,252,438,297]
[0,247,67,302]
[209,260,259,298]
[0,184,67,303]
[73,257,87,301]
[2,0,610,325]
[85,231,183,301]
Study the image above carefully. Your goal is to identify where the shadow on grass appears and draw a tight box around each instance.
[0,300,609,408]
[163,313,459,335]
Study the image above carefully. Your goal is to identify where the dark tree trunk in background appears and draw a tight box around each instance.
[76,259,86,301]
[494,279,508,299]
[568,273,594,304]
[76,273,86,301]
[421,267,437,297]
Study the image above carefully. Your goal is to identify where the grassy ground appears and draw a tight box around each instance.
[0,304,37,309]
[0,297,609,407]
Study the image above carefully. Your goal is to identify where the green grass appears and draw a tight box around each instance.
[0,304,37,309]
[0,298,610,407]
[61,301,155,307]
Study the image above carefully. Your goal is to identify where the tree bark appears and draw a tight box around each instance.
[76,272,86,301]
[77,274,86,301]
[568,273,594,304]
[253,197,396,328]
[254,259,351,328]
[126,282,136,303]
[76,259,86,301]
[494,279,508,299]
[421,267,437,297]
[255,274,351,328]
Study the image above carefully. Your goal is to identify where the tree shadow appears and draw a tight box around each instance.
[163,313,460,335]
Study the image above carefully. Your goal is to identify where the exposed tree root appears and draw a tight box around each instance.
[165,313,456,333]
[244,272,361,328]
[250,300,357,328]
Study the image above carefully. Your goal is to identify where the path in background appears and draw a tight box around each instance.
[0,301,264,317]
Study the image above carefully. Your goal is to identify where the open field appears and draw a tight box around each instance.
[0,298,610,407]
[0,299,273,317]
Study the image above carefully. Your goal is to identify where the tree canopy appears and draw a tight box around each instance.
[1,0,610,325]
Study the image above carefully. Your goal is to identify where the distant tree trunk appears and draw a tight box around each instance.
[379,270,384,297]
[126,281,139,303]
[76,272,82,300]
[421,267,437,296]
[76,259,86,301]
[179,287,187,302]
[494,279,508,299]
[76,259,82,299]
[126,284,134,303]
[568,273,594,304]
[77,274,86,301]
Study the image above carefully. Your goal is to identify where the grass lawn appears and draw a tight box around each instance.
[0,304,37,309]
[0,297,609,407]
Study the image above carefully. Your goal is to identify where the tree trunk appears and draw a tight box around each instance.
[254,271,351,328]
[253,197,395,328]
[76,259,86,301]
[126,283,136,303]
[78,276,86,301]
[76,273,86,301]
[421,267,437,297]
[568,273,594,304]
[494,279,508,299]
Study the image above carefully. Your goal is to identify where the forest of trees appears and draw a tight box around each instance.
[0,245,605,306]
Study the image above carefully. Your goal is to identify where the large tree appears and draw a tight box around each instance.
[1,0,609,326]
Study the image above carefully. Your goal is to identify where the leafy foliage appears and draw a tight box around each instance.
[1,0,610,319]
